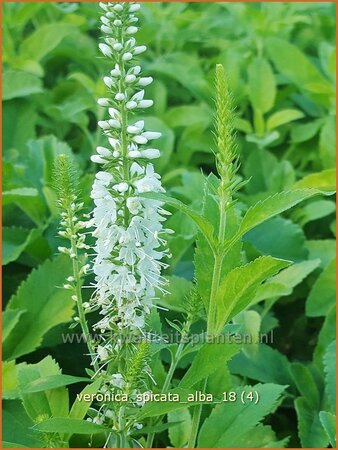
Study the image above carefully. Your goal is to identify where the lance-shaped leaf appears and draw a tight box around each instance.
[214,256,290,333]
[140,192,216,250]
[198,383,286,448]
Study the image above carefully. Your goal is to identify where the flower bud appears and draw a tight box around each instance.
[109,119,121,129]
[114,19,122,27]
[138,100,153,108]
[115,93,125,101]
[97,146,112,157]
[129,3,141,12]
[113,4,124,11]
[133,135,148,145]
[101,25,113,34]
[97,98,110,106]
[103,76,114,88]
[122,52,133,61]
[126,26,138,34]
[141,149,160,159]
[138,77,153,87]
[91,155,107,164]
[125,74,136,83]
[99,43,112,57]
[142,131,161,140]
[133,45,147,55]
[126,101,137,110]
[98,120,110,130]
[113,43,123,51]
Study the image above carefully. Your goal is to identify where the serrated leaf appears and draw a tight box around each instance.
[3,361,24,400]
[244,217,307,262]
[319,411,336,447]
[215,256,290,333]
[3,400,41,448]
[18,356,69,421]
[323,340,336,412]
[69,378,102,420]
[237,189,322,241]
[229,344,294,387]
[22,375,90,393]
[2,309,25,342]
[140,191,216,250]
[3,255,74,360]
[33,417,106,435]
[156,275,193,312]
[168,409,191,447]
[294,169,336,193]
[295,397,328,448]
[267,109,304,131]
[198,383,286,447]
[136,388,205,420]
[306,259,336,317]
[179,342,241,389]
[290,363,320,410]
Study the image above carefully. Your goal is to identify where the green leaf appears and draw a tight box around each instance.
[244,217,307,262]
[229,344,294,387]
[248,57,276,113]
[196,206,242,312]
[319,116,336,169]
[2,309,25,342]
[18,356,69,421]
[168,409,191,447]
[34,417,106,435]
[2,188,46,226]
[215,256,290,333]
[156,275,193,312]
[314,307,335,369]
[179,342,241,389]
[306,240,336,269]
[293,199,335,226]
[69,378,102,420]
[294,169,336,193]
[267,109,304,131]
[2,227,42,265]
[306,259,336,317]
[269,258,320,289]
[290,363,320,410]
[136,388,206,420]
[3,400,41,448]
[198,383,286,447]
[141,192,215,249]
[319,411,336,447]
[323,340,336,412]
[237,189,322,242]
[3,69,43,100]
[3,255,74,360]
[22,375,90,393]
[3,361,24,400]
[295,397,328,448]
[19,24,75,61]
[266,38,330,88]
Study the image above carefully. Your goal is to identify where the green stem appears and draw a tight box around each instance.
[69,213,99,373]
[188,378,207,449]
[190,193,228,448]
[146,320,191,448]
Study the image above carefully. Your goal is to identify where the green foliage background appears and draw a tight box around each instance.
[2,2,336,448]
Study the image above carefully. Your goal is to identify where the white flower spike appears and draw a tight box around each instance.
[91,2,170,353]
